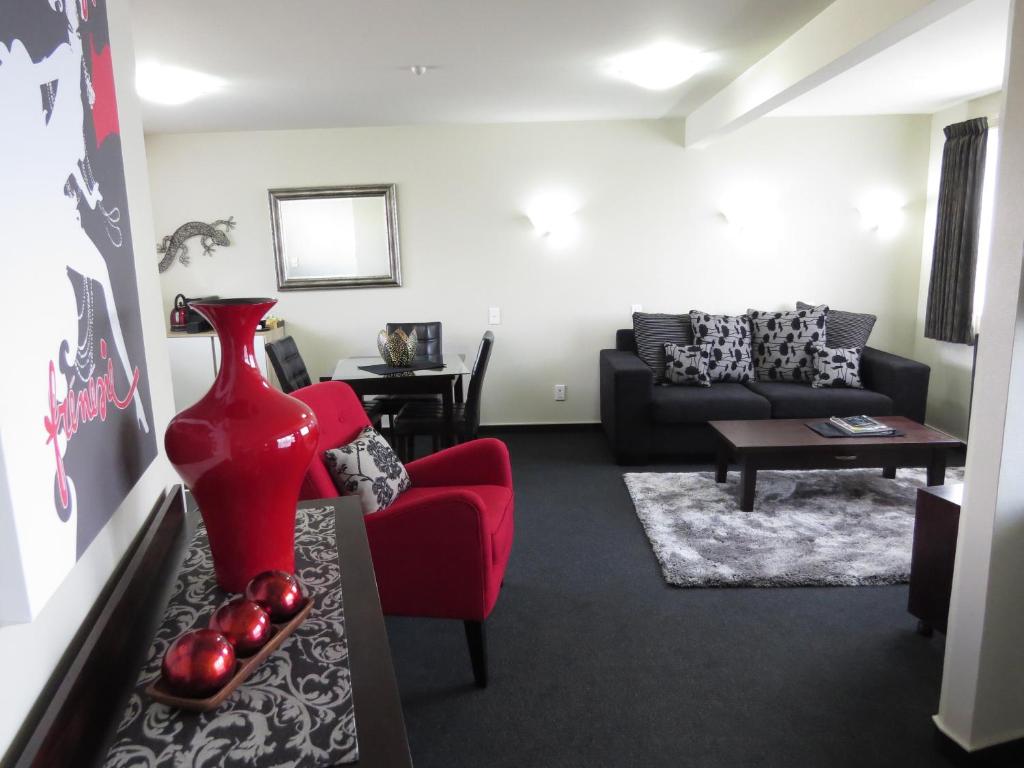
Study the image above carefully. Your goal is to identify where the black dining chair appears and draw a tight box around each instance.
[393,331,494,460]
[386,322,443,362]
[267,336,382,425]
[369,322,447,426]
[266,336,312,394]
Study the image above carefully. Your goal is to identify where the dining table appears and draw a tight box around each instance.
[329,354,471,417]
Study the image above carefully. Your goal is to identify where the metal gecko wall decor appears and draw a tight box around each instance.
[157,217,236,273]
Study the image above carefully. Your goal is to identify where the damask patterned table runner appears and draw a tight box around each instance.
[102,505,358,767]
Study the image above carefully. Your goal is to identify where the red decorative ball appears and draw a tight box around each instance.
[244,570,305,622]
[209,598,272,655]
[161,629,236,697]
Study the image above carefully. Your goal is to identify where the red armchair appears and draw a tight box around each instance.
[291,381,514,687]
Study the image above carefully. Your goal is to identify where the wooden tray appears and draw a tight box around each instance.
[145,597,315,712]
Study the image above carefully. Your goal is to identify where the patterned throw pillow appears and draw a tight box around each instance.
[688,311,754,383]
[633,313,694,384]
[748,305,829,383]
[811,345,864,389]
[796,301,876,349]
[323,427,411,514]
[664,343,711,387]
[706,338,755,383]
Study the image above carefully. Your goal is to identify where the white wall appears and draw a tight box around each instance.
[0,0,177,759]
[913,92,1003,440]
[147,115,930,424]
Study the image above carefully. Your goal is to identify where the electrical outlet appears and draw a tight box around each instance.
[631,304,643,313]
[554,384,566,401]
[488,307,501,325]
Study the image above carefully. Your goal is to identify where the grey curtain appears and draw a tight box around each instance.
[924,117,989,344]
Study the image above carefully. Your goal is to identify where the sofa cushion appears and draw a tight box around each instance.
[748,305,828,383]
[745,381,892,419]
[689,311,754,383]
[651,383,771,424]
[633,313,693,383]
[811,345,863,389]
[797,301,876,349]
[664,342,711,386]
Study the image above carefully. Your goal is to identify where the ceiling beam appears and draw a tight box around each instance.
[683,0,975,147]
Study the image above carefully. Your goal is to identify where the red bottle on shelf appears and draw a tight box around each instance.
[165,298,319,592]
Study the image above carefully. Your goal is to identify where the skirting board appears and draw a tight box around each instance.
[479,422,601,433]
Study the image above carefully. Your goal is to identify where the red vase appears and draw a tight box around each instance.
[165,298,319,592]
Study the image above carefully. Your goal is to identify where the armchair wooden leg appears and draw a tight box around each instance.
[464,620,488,688]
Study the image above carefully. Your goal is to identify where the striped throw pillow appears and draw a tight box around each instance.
[797,302,876,350]
[632,313,694,383]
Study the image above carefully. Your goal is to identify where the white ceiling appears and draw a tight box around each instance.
[130,0,833,134]
[772,0,1010,117]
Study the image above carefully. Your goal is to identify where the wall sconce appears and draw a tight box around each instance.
[857,189,905,237]
[525,190,580,248]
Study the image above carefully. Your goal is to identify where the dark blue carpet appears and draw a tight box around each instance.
[384,429,1019,768]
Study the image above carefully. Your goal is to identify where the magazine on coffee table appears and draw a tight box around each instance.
[829,415,895,435]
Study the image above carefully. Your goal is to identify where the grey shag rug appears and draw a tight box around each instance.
[624,468,963,588]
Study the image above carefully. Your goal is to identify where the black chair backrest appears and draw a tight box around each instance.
[464,331,494,429]
[266,336,312,394]
[386,322,442,362]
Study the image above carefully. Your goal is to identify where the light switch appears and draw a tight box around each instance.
[631,304,643,313]
[489,307,501,325]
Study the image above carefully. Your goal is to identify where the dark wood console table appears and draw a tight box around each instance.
[909,483,963,636]
[7,490,412,768]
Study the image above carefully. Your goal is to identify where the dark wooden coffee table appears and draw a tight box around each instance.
[709,417,961,511]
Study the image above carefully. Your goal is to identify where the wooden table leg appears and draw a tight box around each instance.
[927,449,947,486]
[715,445,729,483]
[740,458,756,512]
[882,465,897,479]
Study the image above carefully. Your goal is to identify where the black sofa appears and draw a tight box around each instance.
[600,328,931,464]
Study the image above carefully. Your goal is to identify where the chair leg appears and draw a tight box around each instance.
[432,433,441,454]
[464,620,488,688]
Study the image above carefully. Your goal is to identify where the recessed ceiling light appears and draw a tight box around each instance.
[135,62,226,106]
[607,41,713,91]
[408,65,436,76]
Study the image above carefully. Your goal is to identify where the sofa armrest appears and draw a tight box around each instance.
[365,489,493,619]
[406,438,512,489]
[861,347,931,424]
[599,349,654,464]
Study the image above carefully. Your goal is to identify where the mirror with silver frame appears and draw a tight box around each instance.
[269,184,402,289]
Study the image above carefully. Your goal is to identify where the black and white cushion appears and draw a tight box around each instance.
[706,338,755,383]
[748,305,828,383]
[811,345,864,389]
[688,311,754,383]
[797,301,876,350]
[633,312,694,384]
[323,426,411,514]
[664,342,711,387]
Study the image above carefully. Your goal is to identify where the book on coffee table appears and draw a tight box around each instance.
[829,415,895,435]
